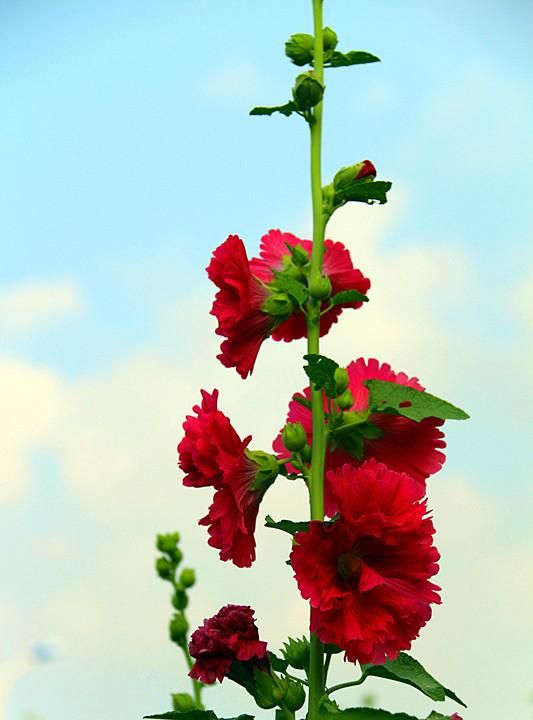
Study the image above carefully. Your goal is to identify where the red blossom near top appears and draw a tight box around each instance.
[250,229,370,341]
[207,234,276,379]
[450,715,463,720]
[355,159,377,180]
[274,357,446,513]
[189,604,268,684]
[290,459,441,665]
[178,389,272,567]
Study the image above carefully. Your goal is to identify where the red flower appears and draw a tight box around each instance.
[355,159,377,180]
[250,229,370,341]
[178,390,277,567]
[189,605,268,684]
[207,234,275,379]
[290,460,441,664]
[274,358,446,512]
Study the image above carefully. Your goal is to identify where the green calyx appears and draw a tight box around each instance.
[333,162,375,192]
[336,389,354,410]
[282,636,310,671]
[282,422,308,452]
[308,274,332,300]
[155,556,175,581]
[322,26,338,54]
[284,679,306,711]
[246,449,280,492]
[253,668,288,710]
[285,33,314,66]
[172,693,194,712]
[169,613,189,644]
[262,291,296,318]
[292,73,324,110]
[333,367,350,395]
[179,567,196,588]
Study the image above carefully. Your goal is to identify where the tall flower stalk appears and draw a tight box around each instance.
[148,1,470,718]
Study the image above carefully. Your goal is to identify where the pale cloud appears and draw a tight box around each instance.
[203,61,262,101]
[0,280,85,337]
[0,356,63,506]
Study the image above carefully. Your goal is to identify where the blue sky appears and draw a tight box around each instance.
[1,1,532,719]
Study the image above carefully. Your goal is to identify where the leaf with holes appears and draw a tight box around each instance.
[365,380,469,422]
[335,180,392,206]
[250,102,297,117]
[331,289,369,306]
[303,353,339,397]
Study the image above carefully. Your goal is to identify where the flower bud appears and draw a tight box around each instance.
[281,423,307,452]
[172,693,194,712]
[253,669,287,709]
[337,390,354,410]
[285,33,314,66]
[292,73,324,110]
[284,679,306,711]
[300,444,312,463]
[156,532,180,554]
[334,160,377,192]
[334,367,350,395]
[179,568,196,588]
[262,291,294,317]
[288,243,310,267]
[308,274,332,300]
[155,556,174,581]
[322,26,338,52]
[172,589,189,611]
[169,613,189,644]
[282,636,310,671]
[247,450,280,491]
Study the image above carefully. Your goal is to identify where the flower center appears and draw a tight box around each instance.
[337,548,363,585]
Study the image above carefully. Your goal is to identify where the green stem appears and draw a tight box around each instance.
[326,677,366,696]
[307,1,326,719]
[181,641,204,709]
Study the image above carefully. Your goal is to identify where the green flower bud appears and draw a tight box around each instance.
[156,532,180,554]
[300,444,312,463]
[282,636,310,671]
[253,669,287,709]
[169,613,189,644]
[284,679,306,711]
[155,556,174,581]
[262,291,294,317]
[179,567,196,588]
[292,73,324,110]
[288,243,310,267]
[334,367,350,395]
[322,26,338,52]
[285,33,314,66]
[246,449,279,492]
[333,160,377,192]
[308,274,332,299]
[172,589,189,611]
[281,423,307,452]
[172,693,194,712]
[337,389,354,410]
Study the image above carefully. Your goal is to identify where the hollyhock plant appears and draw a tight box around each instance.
[178,389,279,567]
[151,4,470,719]
[290,460,441,664]
[189,604,269,684]
[274,358,446,513]
[249,228,370,341]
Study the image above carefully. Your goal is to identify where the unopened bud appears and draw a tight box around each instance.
[172,693,194,712]
[155,556,174,581]
[292,73,324,110]
[284,679,306,711]
[308,275,332,300]
[334,160,377,192]
[288,243,310,267]
[300,444,312,464]
[334,367,350,395]
[282,423,307,452]
[253,669,287,709]
[323,27,338,52]
[172,589,189,611]
[156,532,180,554]
[282,636,310,671]
[285,33,314,66]
[179,568,196,588]
[169,613,189,643]
[246,450,279,491]
[337,390,354,410]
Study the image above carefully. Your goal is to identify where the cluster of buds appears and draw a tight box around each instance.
[285,27,338,66]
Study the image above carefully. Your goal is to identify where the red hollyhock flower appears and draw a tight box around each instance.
[207,234,276,379]
[290,459,441,664]
[250,229,370,342]
[178,390,277,567]
[355,159,376,180]
[189,604,268,684]
[274,358,446,512]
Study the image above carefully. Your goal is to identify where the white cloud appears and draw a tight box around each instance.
[0,280,85,337]
[0,356,63,506]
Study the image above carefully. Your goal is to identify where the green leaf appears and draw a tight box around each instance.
[317,698,458,719]
[365,380,470,422]
[362,653,466,707]
[327,50,381,67]
[276,274,309,305]
[337,180,392,206]
[303,353,339,397]
[145,713,254,720]
[250,101,297,117]
[269,650,289,672]
[265,515,309,536]
[331,289,369,306]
